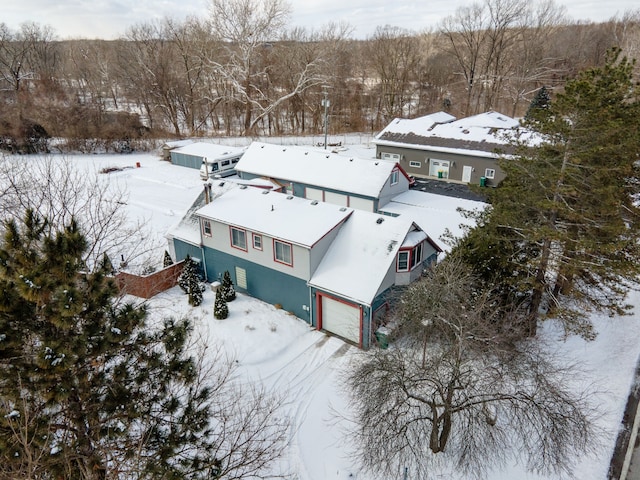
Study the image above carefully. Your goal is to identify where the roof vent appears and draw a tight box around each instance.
[349,158,353,161]
[282,148,286,151]
[326,155,330,158]
[339,207,347,211]
[305,152,309,155]
[260,145,265,148]
[286,195,294,200]
[218,182,225,187]
[262,190,269,194]
[375,162,379,165]
[311,200,318,205]
[239,185,247,189]
[462,129,470,134]
[376,218,384,224]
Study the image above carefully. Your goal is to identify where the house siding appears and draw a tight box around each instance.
[170,152,204,169]
[204,248,310,321]
[173,238,204,265]
[377,145,506,186]
[201,219,312,280]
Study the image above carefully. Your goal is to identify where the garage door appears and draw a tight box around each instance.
[305,187,324,201]
[324,191,349,207]
[321,295,361,344]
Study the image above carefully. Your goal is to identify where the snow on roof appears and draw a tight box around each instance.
[173,142,244,159]
[380,190,488,252]
[162,139,195,149]
[309,212,416,305]
[373,111,525,156]
[235,142,399,198]
[196,186,353,248]
[375,111,456,137]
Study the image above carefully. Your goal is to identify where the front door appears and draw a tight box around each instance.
[462,165,473,183]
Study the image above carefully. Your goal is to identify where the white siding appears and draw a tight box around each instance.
[324,191,349,207]
[305,188,324,201]
[348,196,375,212]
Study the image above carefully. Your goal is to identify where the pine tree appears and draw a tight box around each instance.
[455,48,640,338]
[221,270,236,302]
[214,288,229,320]
[177,255,205,306]
[525,85,551,120]
[0,211,217,478]
[163,250,174,267]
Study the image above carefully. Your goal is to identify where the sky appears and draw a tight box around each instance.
[2,0,639,41]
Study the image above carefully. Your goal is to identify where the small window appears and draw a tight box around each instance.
[411,242,423,269]
[221,160,230,167]
[485,168,496,179]
[397,251,409,272]
[390,169,399,186]
[253,233,263,250]
[274,240,293,266]
[211,162,219,171]
[202,220,212,237]
[382,152,401,161]
[409,161,421,168]
[230,227,247,251]
[232,157,240,164]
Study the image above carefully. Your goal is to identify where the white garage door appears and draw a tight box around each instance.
[321,295,361,344]
[324,191,349,207]
[348,196,374,212]
[305,187,324,201]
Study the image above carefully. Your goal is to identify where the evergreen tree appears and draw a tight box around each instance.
[221,270,236,302]
[177,255,205,306]
[0,211,216,478]
[163,250,174,268]
[455,48,640,338]
[525,85,551,120]
[214,288,229,320]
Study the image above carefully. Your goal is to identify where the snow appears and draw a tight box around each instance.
[197,186,353,248]
[308,211,414,305]
[235,141,400,197]
[171,141,244,159]
[4,143,640,479]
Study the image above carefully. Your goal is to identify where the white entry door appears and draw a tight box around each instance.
[462,166,473,183]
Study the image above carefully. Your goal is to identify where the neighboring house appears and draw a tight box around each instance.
[235,141,413,212]
[166,182,441,349]
[373,111,522,187]
[170,142,245,170]
[161,139,195,161]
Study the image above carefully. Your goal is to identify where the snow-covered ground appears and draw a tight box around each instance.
[6,143,640,479]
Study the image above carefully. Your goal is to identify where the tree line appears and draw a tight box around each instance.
[1,0,639,152]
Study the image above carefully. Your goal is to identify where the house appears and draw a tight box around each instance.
[169,142,245,171]
[161,139,195,161]
[166,182,442,349]
[235,142,413,212]
[373,111,522,187]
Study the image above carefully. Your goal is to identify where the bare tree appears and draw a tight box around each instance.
[0,156,158,273]
[345,258,598,479]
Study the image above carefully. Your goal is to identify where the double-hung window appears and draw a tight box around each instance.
[397,242,424,272]
[390,169,399,185]
[202,220,212,237]
[397,251,409,272]
[253,233,263,250]
[230,227,247,251]
[274,240,293,266]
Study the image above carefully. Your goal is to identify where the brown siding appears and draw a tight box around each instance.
[116,261,185,299]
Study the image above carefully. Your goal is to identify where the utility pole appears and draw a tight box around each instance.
[321,86,330,149]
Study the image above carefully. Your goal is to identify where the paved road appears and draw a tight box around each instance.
[410,177,488,202]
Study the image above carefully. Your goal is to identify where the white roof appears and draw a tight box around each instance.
[380,190,488,252]
[309,212,416,305]
[375,111,456,136]
[163,139,195,149]
[173,142,244,159]
[235,142,399,198]
[196,187,353,248]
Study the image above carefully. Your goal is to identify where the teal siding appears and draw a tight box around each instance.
[171,152,203,169]
[203,248,311,322]
[173,239,203,263]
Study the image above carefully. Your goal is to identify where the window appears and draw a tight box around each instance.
[409,161,421,168]
[274,240,293,266]
[221,160,230,167]
[202,220,212,237]
[230,227,247,251]
[485,168,496,179]
[231,157,240,164]
[253,233,263,250]
[397,242,424,272]
[381,152,401,161]
[390,169,399,185]
[397,251,409,272]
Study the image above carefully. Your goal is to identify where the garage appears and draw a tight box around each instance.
[319,294,361,345]
[324,191,349,207]
[305,187,324,202]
